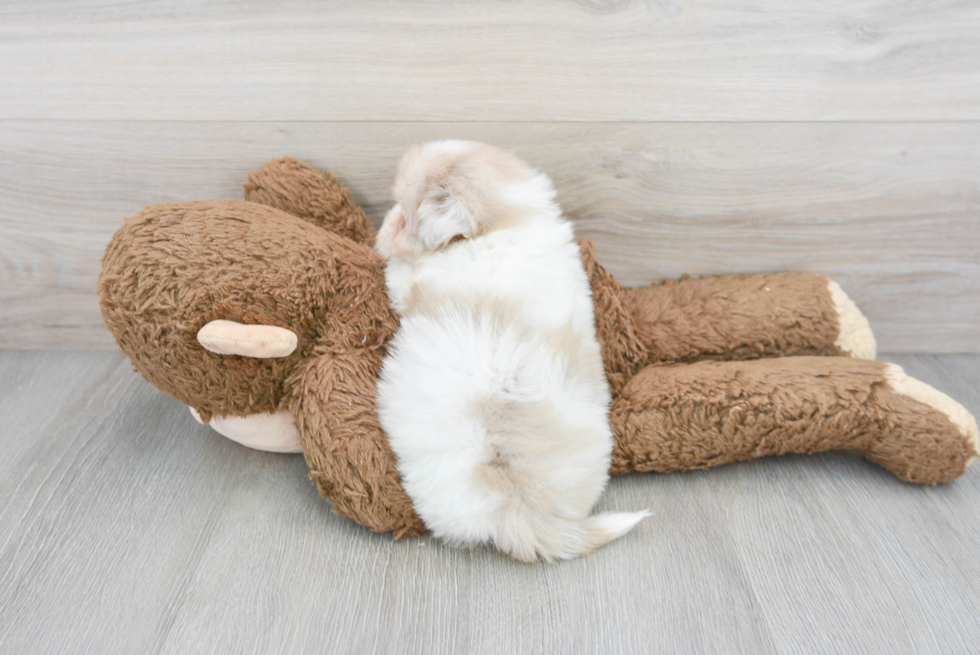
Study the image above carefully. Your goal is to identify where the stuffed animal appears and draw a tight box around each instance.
[98,157,979,539]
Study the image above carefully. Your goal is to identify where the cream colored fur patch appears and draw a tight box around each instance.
[884,363,979,464]
[197,319,297,358]
[828,280,876,360]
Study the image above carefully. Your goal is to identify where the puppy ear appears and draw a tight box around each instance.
[417,185,475,250]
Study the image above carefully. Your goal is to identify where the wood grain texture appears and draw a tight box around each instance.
[709,353,980,654]
[0,351,978,654]
[2,121,978,351]
[2,0,980,121]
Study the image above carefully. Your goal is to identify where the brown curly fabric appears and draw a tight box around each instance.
[287,347,425,537]
[99,195,426,535]
[623,272,844,364]
[243,156,376,246]
[577,239,649,397]
[99,200,338,422]
[609,357,975,485]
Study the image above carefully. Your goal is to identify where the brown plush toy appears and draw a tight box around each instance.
[98,157,979,539]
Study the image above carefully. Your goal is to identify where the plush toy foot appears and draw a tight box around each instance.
[189,407,303,453]
[609,357,977,485]
[870,364,979,481]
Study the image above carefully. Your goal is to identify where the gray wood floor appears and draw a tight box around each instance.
[1,350,978,654]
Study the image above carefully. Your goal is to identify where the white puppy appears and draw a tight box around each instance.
[375,141,648,562]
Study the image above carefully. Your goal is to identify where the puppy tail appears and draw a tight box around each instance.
[495,510,651,563]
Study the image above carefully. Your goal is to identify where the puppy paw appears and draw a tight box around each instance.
[828,280,876,360]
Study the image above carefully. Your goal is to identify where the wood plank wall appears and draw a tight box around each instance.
[1,1,978,351]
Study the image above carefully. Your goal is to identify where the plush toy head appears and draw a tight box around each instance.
[99,200,396,423]
[99,161,430,537]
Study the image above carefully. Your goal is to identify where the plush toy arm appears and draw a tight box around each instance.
[622,272,876,365]
[243,157,376,245]
[284,346,426,538]
[609,356,978,485]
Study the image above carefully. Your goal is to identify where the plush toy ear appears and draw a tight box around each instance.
[417,185,475,250]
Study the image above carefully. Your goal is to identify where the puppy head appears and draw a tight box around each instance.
[375,140,555,260]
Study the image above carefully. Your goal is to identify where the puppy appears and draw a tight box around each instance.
[375,140,648,562]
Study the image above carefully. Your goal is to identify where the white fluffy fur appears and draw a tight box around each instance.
[376,141,648,562]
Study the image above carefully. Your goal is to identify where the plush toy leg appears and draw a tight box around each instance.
[242,157,377,245]
[285,348,427,538]
[609,357,978,485]
[189,407,303,453]
[622,273,876,363]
